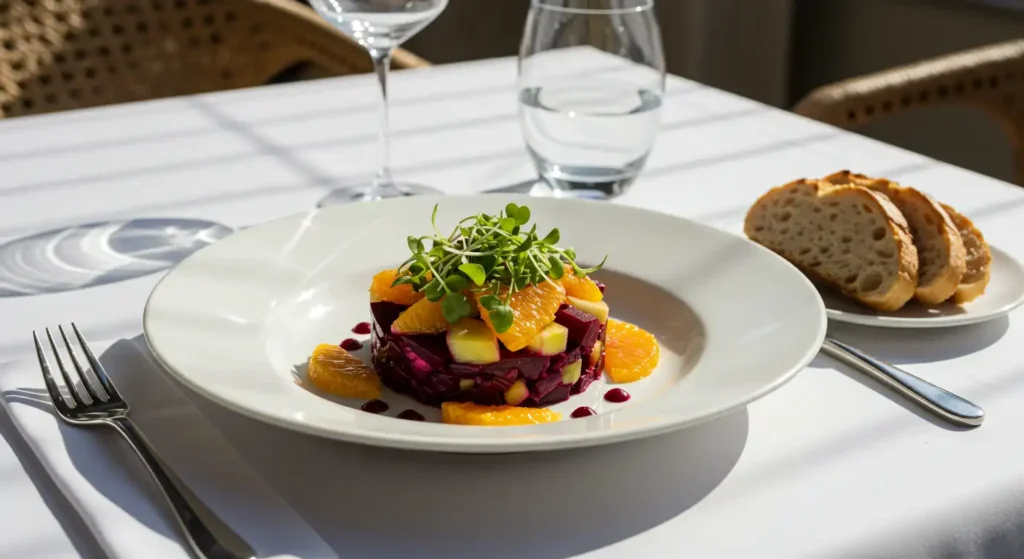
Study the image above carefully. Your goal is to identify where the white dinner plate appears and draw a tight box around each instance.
[143,195,826,453]
[823,246,1024,329]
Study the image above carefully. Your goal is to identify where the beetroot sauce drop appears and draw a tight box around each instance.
[397,409,425,421]
[339,338,363,351]
[352,322,372,335]
[571,406,597,418]
[604,388,631,403]
[360,400,389,414]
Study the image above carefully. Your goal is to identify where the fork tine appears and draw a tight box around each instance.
[44,328,86,408]
[33,331,69,412]
[71,323,123,403]
[58,325,102,403]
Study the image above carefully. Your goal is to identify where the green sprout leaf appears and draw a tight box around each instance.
[478,294,502,311]
[441,292,472,323]
[505,203,531,226]
[424,279,445,302]
[391,275,417,288]
[393,204,606,333]
[548,256,564,279]
[444,274,468,293]
[459,263,487,286]
[431,203,441,237]
[488,305,515,333]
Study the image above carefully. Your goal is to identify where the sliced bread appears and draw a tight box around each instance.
[940,202,991,303]
[744,178,918,312]
[823,171,966,305]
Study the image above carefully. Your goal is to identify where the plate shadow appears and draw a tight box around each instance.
[0,218,232,297]
[827,316,1009,364]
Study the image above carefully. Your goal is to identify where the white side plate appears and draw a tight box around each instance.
[824,246,1024,329]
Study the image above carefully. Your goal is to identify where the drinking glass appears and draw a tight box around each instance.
[309,0,448,205]
[518,0,665,199]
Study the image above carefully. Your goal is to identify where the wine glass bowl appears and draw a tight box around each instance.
[518,0,666,199]
[309,0,448,205]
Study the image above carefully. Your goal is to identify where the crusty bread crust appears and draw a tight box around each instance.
[744,179,918,312]
[940,202,991,304]
[823,170,966,305]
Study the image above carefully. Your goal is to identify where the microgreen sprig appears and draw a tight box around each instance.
[391,203,607,333]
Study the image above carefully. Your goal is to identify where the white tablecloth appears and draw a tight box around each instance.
[1,55,1024,558]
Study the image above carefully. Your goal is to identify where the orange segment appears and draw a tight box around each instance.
[560,272,603,302]
[604,319,659,383]
[477,280,565,352]
[307,344,380,399]
[391,297,449,334]
[369,269,425,306]
[441,402,561,426]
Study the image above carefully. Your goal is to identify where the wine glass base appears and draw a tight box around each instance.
[317,182,443,207]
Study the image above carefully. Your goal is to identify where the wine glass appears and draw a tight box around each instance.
[309,0,449,205]
[518,0,666,199]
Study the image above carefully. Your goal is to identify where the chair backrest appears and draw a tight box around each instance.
[793,39,1024,184]
[0,0,429,118]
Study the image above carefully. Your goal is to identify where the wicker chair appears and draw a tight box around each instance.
[794,39,1024,184]
[0,0,430,118]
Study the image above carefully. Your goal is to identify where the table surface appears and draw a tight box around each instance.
[2,55,1024,558]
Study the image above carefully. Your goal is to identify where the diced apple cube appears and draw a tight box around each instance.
[567,296,610,325]
[561,360,582,385]
[447,318,501,365]
[459,379,475,391]
[504,379,529,406]
[589,341,603,366]
[527,322,569,355]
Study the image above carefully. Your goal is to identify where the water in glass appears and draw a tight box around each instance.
[518,0,666,199]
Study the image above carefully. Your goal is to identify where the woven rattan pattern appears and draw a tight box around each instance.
[0,0,429,118]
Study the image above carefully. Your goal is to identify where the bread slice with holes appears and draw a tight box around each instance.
[939,202,991,303]
[823,171,966,305]
[744,178,918,312]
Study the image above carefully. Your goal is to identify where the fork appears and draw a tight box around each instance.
[33,324,248,559]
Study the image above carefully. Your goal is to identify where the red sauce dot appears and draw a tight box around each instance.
[571,406,596,418]
[360,400,389,414]
[339,338,363,351]
[604,388,630,403]
[352,322,372,335]
[397,409,425,421]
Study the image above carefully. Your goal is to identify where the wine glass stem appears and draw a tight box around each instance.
[367,48,399,198]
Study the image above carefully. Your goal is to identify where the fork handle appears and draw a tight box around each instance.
[108,417,246,559]
[821,337,985,427]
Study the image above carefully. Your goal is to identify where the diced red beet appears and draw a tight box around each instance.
[449,363,485,378]
[370,302,406,337]
[398,335,449,370]
[593,280,606,294]
[531,373,564,399]
[555,306,600,350]
[549,347,583,377]
[485,355,551,380]
[431,372,460,395]
[370,290,607,408]
[539,385,572,405]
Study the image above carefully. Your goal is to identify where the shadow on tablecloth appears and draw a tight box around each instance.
[26,334,748,558]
